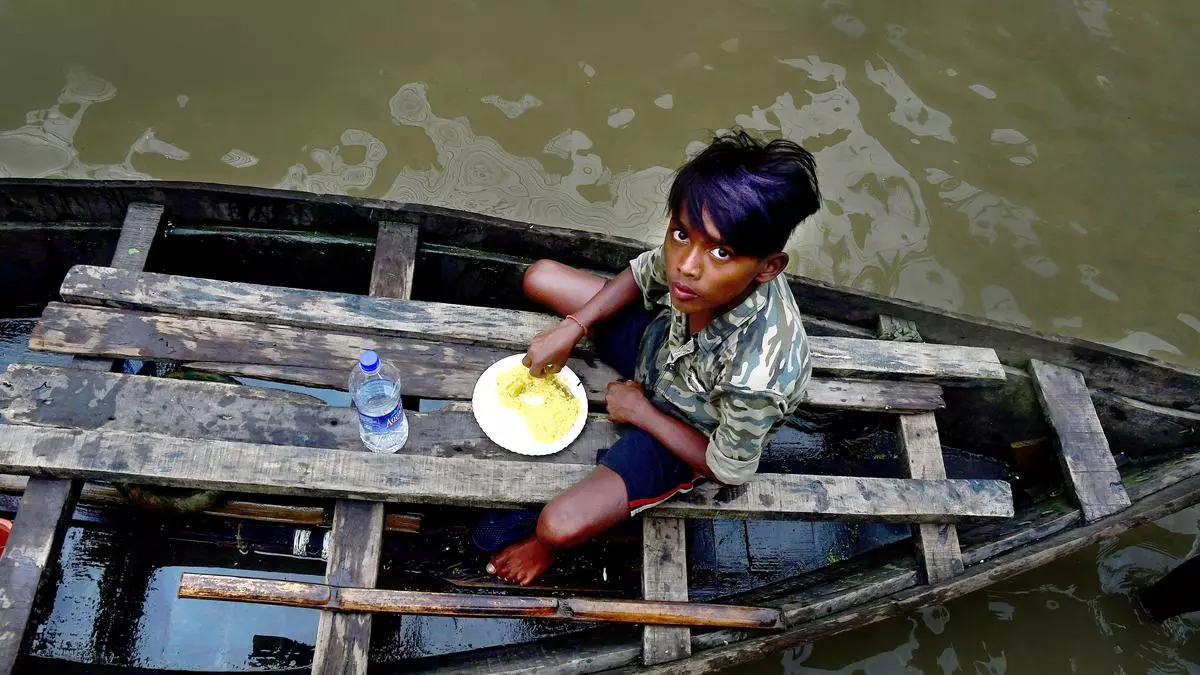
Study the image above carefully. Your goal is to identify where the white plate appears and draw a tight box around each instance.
[471,354,588,456]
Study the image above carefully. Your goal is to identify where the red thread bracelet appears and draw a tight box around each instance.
[565,314,589,336]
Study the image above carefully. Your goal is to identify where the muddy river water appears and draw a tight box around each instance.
[1,0,1197,671]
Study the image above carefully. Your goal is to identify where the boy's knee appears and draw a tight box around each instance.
[536,501,584,549]
[522,259,558,299]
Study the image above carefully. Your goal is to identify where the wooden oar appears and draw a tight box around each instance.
[178,573,783,630]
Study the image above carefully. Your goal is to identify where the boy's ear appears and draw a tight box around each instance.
[754,252,789,283]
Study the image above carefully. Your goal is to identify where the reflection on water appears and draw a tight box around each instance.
[2,0,1200,670]
[382,81,674,238]
[0,67,189,181]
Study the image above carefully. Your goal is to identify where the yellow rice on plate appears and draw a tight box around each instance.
[496,364,581,443]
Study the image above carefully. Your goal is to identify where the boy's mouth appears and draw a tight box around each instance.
[669,282,699,302]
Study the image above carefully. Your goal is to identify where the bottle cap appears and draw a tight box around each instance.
[359,350,380,373]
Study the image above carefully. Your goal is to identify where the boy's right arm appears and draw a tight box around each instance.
[524,267,641,377]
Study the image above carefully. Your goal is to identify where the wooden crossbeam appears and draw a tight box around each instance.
[0,363,618,467]
[0,361,937,473]
[642,518,691,664]
[60,264,568,353]
[369,220,418,299]
[0,474,420,533]
[314,501,384,674]
[879,315,963,585]
[0,426,1014,522]
[315,221,420,675]
[897,414,964,583]
[0,202,162,673]
[111,203,163,272]
[0,479,81,672]
[1029,360,1131,522]
[178,573,782,630]
[29,305,948,413]
[56,265,1006,385]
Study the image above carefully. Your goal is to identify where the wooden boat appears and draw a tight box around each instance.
[0,178,1197,674]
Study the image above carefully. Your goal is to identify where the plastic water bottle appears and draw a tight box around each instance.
[349,350,409,453]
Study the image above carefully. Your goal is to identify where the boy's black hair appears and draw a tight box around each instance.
[668,130,821,257]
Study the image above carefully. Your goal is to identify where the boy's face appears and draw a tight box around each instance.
[663,210,788,317]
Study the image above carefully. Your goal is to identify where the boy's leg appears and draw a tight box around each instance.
[487,429,699,585]
[487,465,629,585]
[523,259,608,316]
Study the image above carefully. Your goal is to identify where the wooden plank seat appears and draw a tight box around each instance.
[54,264,1008,387]
[0,424,1013,522]
[0,365,1012,522]
[30,303,948,413]
[1029,359,1131,522]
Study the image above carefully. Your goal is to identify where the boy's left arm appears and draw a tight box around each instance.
[605,380,719,481]
[701,390,787,485]
[606,381,785,485]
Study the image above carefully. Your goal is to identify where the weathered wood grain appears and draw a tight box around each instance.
[1029,360,1131,522]
[0,426,1014,522]
[1089,389,1200,459]
[182,360,945,413]
[0,475,422,532]
[408,632,644,675]
[30,304,948,413]
[369,221,418,299]
[960,507,1079,567]
[67,203,160,374]
[178,573,782,630]
[0,364,619,466]
[30,303,618,405]
[897,414,963,583]
[808,336,1004,386]
[314,501,384,675]
[642,518,690,664]
[880,316,962,584]
[316,216,419,675]
[60,264,571,353]
[111,203,163,272]
[58,265,1005,385]
[876,315,922,342]
[0,478,81,672]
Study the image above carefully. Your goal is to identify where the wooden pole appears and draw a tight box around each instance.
[642,517,691,664]
[178,573,783,630]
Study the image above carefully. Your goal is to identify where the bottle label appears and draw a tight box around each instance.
[358,404,405,434]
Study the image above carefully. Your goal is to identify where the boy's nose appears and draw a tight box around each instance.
[679,249,703,278]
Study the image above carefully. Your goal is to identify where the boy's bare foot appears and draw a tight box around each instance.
[486,536,556,586]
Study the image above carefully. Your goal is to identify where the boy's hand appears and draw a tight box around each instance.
[606,380,652,425]
[523,321,584,378]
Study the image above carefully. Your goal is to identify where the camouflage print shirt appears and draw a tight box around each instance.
[628,245,812,485]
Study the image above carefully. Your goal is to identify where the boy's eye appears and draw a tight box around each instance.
[711,247,731,260]
[671,228,688,243]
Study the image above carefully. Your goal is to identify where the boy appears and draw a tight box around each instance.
[486,130,821,585]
